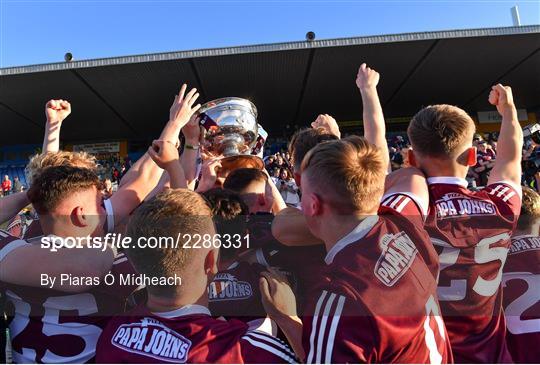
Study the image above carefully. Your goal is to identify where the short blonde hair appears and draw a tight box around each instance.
[126,189,214,296]
[301,136,385,214]
[25,151,97,186]
[518,187,540,230]
[407,104,476,158]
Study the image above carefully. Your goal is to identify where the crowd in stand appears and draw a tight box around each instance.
[0,63,538,365]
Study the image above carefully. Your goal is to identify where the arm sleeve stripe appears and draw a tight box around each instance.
[0,239,29,262]
[395,197,412,213]
[244,331,296,358]
[315,292,337,364]
[242,336,296,363]
[307,290,328,364]
[324,295,346,363]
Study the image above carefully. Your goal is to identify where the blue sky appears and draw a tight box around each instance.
[1,0,539,68]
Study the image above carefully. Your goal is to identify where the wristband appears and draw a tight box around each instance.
[185,143,200,150]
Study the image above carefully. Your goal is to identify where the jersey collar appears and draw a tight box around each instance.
[325,215,379,265]
[152,304,211,318]
[426,176,468,187]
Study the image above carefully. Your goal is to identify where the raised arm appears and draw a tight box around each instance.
[42,99,71,153]
[0,192,30,225]
[383,166,429,216]
[356,63,390,172]
[111,85,200,226]
[147,140,187,189]
[487,84,523,188]
[181,114,204,189]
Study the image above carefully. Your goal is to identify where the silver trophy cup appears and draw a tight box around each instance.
[197,97,265,173]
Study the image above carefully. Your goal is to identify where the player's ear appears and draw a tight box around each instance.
[466,147,477,166]
[204,248,219,276]
[408,149,418,167]
[71,205,88,227]
[309,193,323,216]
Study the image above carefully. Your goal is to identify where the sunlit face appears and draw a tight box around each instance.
[280,170,288,180]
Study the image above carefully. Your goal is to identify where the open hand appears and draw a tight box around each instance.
[169,84,201,129]
[45,99,71,124]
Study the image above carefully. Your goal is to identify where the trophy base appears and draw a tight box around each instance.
[218,155,264,177]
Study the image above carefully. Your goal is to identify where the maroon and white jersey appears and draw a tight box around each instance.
[302,194,451,363]
[6,212,43,239]
[502,234,540,363]
[96,303,297,363]
[208,262,266,321]
[0,230,137,363]
[426,176,521,363]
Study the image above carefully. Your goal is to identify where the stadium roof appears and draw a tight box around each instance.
[1,25,539,146]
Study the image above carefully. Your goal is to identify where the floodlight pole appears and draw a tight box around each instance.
[511,6,521,26]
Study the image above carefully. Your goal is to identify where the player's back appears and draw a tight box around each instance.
[502,234,540,363]
[0,230,136,363]
[96,303,297,363]
[303,197,451,363]
[426,177,521,363]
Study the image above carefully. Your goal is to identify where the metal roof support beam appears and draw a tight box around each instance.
[383,40,440,108]
[0,101,43,130]
[464,47,540,109]
[70,69,140,137]
[293,47,316,126]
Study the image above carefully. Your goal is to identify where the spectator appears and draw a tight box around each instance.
[278,168,300,207]
[2,175,12,196]
[270,167,280,185]
[474,140,496,186]
[12,176,23,193]
[102,178,113,198]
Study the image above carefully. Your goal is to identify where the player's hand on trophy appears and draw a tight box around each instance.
[148,140,180,171]
[196,156,222,192]
[45,99,71,124]
[169,84,201,128]
[489,84,516,117]
[182,114,203,145]
[259,267,297,319]
[356,63,380,91]
[311,114,341,138]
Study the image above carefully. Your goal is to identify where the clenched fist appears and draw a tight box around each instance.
[148,140,180,171]
[311,114,341,138]
[45,99,71,124]
[489,84,516,117]
[356,63,380,91]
